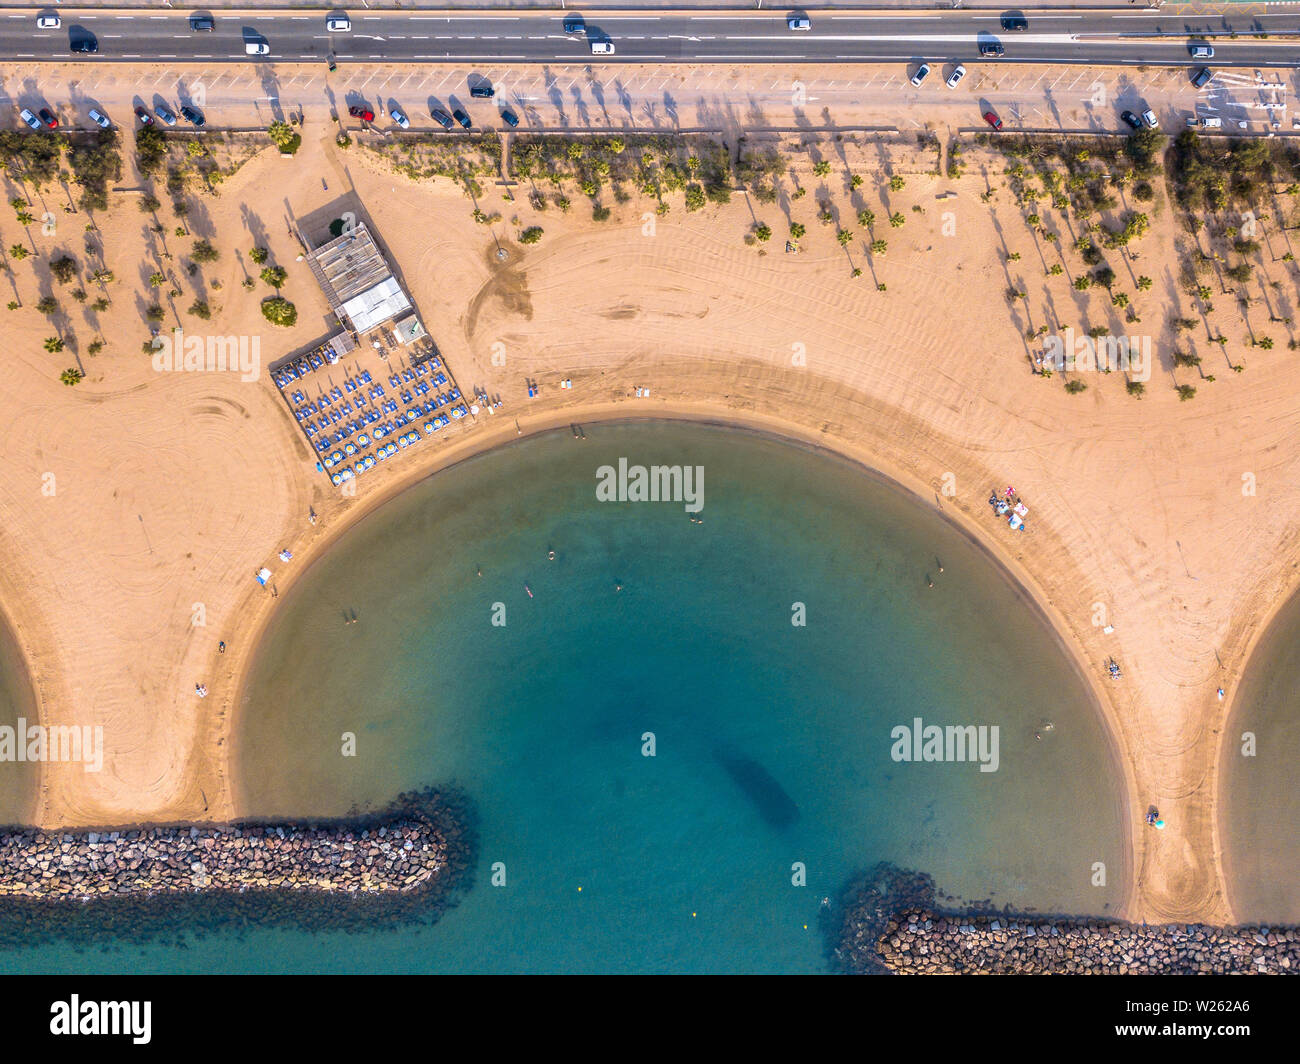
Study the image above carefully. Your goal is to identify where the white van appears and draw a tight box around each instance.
[1200,116,1222,128]
[246,41,270,55]
[590,40,614,54]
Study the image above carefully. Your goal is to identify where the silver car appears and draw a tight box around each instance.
[88,108,111,129]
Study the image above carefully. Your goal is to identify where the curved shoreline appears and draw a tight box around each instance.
[0,601,41,827]
[227,403,1137,915]
[1212,576,1300,925]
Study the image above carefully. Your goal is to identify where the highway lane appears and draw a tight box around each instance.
[2,9,1299,67]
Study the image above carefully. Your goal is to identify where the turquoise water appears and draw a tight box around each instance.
[0,612,38,827]
[1221,588,1300,924]
[0,421,1131,973]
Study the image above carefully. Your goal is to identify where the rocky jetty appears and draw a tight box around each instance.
[0,788,474,949]
[836,864,1298,975]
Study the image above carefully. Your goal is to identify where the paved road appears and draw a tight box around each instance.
[4,9,1299,67]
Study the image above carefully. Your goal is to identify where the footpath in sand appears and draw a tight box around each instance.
[0,116,1296,927]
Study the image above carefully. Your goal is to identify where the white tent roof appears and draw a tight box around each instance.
[340,277,412,333]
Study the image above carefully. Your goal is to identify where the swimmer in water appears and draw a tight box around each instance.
[615,582,623,592]
[927,575,934,589]
[476,566,482,577]
[548,549,556,561]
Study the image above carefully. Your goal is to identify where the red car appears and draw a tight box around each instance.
[38,107,58,129]
[983,110,1004,131]
[347,105,375,122]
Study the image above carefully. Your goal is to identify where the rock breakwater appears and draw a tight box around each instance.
[836,864,1298,975]
[0,787,475,951]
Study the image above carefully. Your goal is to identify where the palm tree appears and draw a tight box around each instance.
[43,336,64,353]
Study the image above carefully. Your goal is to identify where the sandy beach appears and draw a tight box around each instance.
[1,96,1298,927]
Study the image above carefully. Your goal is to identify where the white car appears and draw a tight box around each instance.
[36,14,60,29]
[245,40,270,55]
[1141,108,1159,129]
[590,40,614,54]
[946,65,966,89]
[390,105,409,129]
[19,108,42,131]
[910,63,930,88]
[1190,44,1214,59]
[88,109,111,130]
[787,15,811,31]
[326,15,351,32]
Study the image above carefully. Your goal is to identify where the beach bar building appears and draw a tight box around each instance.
[307,222,414,336]
[270,215,468,487]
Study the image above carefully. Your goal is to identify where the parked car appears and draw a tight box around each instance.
[910,63,930,88]
[135,106,155,126]
[431,108,454,130]
[88,108,111,130]
[1120,109,1143,131]
[390,105,409,129]
[155,104,177,126]
[326,15,351,32]
[1191,67,1213,89]
[590,40,614,54]
[500,107,520,128]
[946,65,966,89]
[563,15,585,33]
[36,14,61,29]
[1190,43,1214,59]
[983,110,1004,131]
[452,108,472,129]
[19,108,42,131]
[38,108,58,129]
[1141,108,1159,129]
[1000,13,1028,31]
[787,15,812,31]
[347,105,374,122]
[979,40,1005,58]
[470,83,495,99]
[180,105,205,127]
[70,36,98,54]
[190,15,215,31]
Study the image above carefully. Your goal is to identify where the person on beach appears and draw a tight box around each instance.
[218,641,225,654]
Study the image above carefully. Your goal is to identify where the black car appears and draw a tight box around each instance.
[500,108,520,128]
[1191,67,1213,89]
[37,108,58,130]
[190,15,215,31]
[431,108,454,130]
[1000,13,1028,31]
[470,83,495,99]
[1120,110,1143,131]
[180,105,205,127]
[979,41,1005,58]
[70,35,98,54]
[452,108,472,130]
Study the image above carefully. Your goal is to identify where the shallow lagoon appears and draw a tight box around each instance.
[1,422,1131,973]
